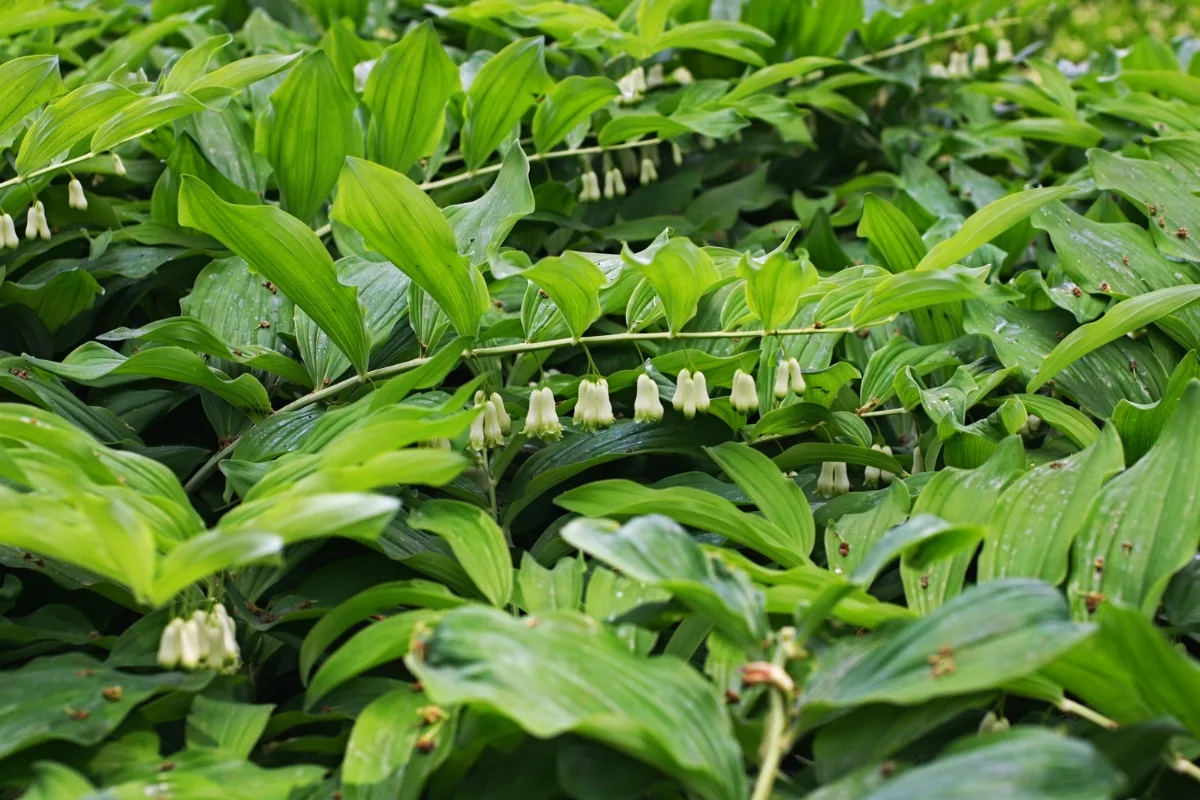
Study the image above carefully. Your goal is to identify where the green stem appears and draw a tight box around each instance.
[750,689,787,800]
[181,323,858,492]
[1058,698,1200,785]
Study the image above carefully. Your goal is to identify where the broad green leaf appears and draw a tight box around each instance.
[1028,285,1200,392]
[1009,393,1101,449]
[562,515,768,649]
[857,194,927,273]
[979,118,1105,148]
[735,228,814,330]
[915,187,1077,272]
[900,437,1025,613]
[444,142,535,267]
[186,696,274,758]
[1045,601,1200,737]
[825,481,911,579]
[706,441,815,557]
[162,34,233,94]
[859,334,972,409]
[300,580,466,683]
[655,20,773,66]
[178,176,372,377]
[332,157,486,337]
[406,500,512,607]
[852,265,1007,326]
[978,425,1124,585]
[556,479,807,567]
[0,6,102,37]
[363,21,460,173]
[532,75,619,152]
[515,252,606,339]
[723,56,839,102]
[16,82,136,174]
[1,269,102,334]
[410,606,747,800]
[186,53,300,103]
[149,530,283,606]
[0,55,63,140]
[256,50,358,225]
[306,610,442,708]
[462,37,552,169]
[91,92,206,154]
[516,553,584,613]
[1089,148,1200,262]
[1112,351,1200,463]
[773,442,903,473]
[342,687,454,800]
[801,580,1092,716]
[851,514,988,588]
[0,653,208,759]
[963,80,1074,119]
[25,342,271,414]
[861,729,1119,800]
[622,237,720,333]
[1121,69,1200,103]
[1068,381,1200,618]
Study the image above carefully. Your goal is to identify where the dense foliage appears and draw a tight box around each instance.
[4,0,1200,797]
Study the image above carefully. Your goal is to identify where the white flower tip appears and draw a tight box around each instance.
[634,373,663,423]
[0,214,17,250]
[731,369,758,413]
[68,178,87,211]
[490,392,512,435]
[112,152,127,176]
[996,39,1014,64]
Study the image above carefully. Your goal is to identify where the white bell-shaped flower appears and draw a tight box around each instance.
[579,171,599,202]
[178,616,203,670]
[646,63,664,88]
[482,400,504,447]
[634,373,663,423]
[34,201,50,240]
[692,371,710,413]
[68,177,87,211]
[575,380,595,426]
[730,369,758,413]
[671,141,683,166]
[911,445,925,474]
[157,618,184,669]
[469,402,487,451]
[112,152,127,176]
[594,378,615,427]
[602,169,616,200]
[490,392,511,435]
[673,369,697,418]
[639,157,658,184]
[996,39,1014,64]
[672,66,693,85]
[0,214,17,250]
[612,169,627,197]
[949,51,970,79]
[212,604,239,667]
[929,62,948,79]
[25,205,39,240]
[972,43,990,72]
[865,444,894,489]
[818,462,850,497]
[788,358,806,394]
[535,387,563,441]
[773,362,790,400]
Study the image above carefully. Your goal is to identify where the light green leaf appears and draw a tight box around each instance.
[706,441,815,557]
[857,193,927,273]
[186,695,274,758]
[723,56,839,102]
[851,514,987,588]
[342,687,453,799]
[91,92,206,154]
[1008,393,1101,449]
[444,142,535,268]
[410,606,747,800]
[363,20,460,173]
[1028,285,1200,392]
[852,265,1008,326]
[735,228,814,330]
[462,37,552,169]
[532,75,619,152]
[0,55,63,140]
[516,251,606,340]
[332,157,486,337]
[16,82,136,174]
[162,34,233,94]
[256,50,358,225]
[915,186,1077,272]
[149,530,283,606]
[825,481,911,578]
[979,117,1104,148]
[622,237,720,333]
[178,175,372,377]
[1089,148,1200,262]
[186,53,300,104]
[1121,69,1200,103]
[406,500,513,607]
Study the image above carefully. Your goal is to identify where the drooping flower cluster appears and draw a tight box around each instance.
[672,369,711,418]
[817,462,850,497]
[864,444,895,489]
[157,605,239,673]
[772,357,806,400]
[634,373,664,423]
[25,201,50,241]
[469,391,510,451]
[730,369,759,413]
[574,378,615,430]
[523,386,563,441]
[616,66,647,104]
[0,213,17,250]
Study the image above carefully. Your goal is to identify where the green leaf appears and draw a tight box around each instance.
[979,118,1105,148]
[0,55,63,140]
[406,500,513,607]
[514,251,606,340]
[363,21,460,173]
[185,53,300,104]
[801,580,1093,716]
[852,266,1006,326]
[963,80,1074,119]
[342,687,454,799]
[91,92,206,154]
[622,237,720,333]
[859,335,971,409]
[851,513,987,588]
[1008,393,1101,449]
[516,553,584,613]
[444,142,535,268]
[1121,69,1200,103]
[1112,351,1200,464]
[734,228,814,330]
[723,56,839,102]
[978,425,1124,585]
[532,75,619,152]
[556,479,808,567]
[256,50,359,225]
[1,269,102,334]
[825,481,911,578]
[0,653,208,759]
[1068,381,1200,618]
[1029,285,1200,392]
[332,157,486,337]
[562,515,767,649]
[857,194,927,273]
[162,34,233,94]
[861,729,1119,800]
[706,441,815,557]
[16,81,136,174]
[186,695,274,758]
[462,37,552,169]
[0,6,102,37]
[411,606,747,800]
[178,176,372,377]
[149,530,283,606]
[25,342,271,415]
[773,442,902,473]
[900,437,1025,613]
[1089,148,1200,262]
[915,187,1077,272]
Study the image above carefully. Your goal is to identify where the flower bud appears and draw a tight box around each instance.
[490,392,511,435]
[639,157,657,184]
[672,66,693,85]
[996,39,1014,64]
[602,169,616,200]
[212,605,239,667]
[178,617,203,669]
[673,369,697,419]
[579,171,599,203]
[646,63,664,88]
[157,618,184,669]
[773,361,791,400]
[68,177,87,211]
[594,378,614,427]
[634,373,663,423]
[818,462,849,496]
[979,711,1011,734]
[25,205,39,240]
[911,445,924,474]
[929,62,948,79]
[972,43,990,72]
[482,400,504,447]
[612,169,626,197]
[731,369,758,413]
[671,140,683,166]
[692,371,710,413]
[787,358,806,394]
[468,405,487,451]
[949,51,970,79]
[34,201,50,241]
[112,152,127,176]
[0,214,17,250]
